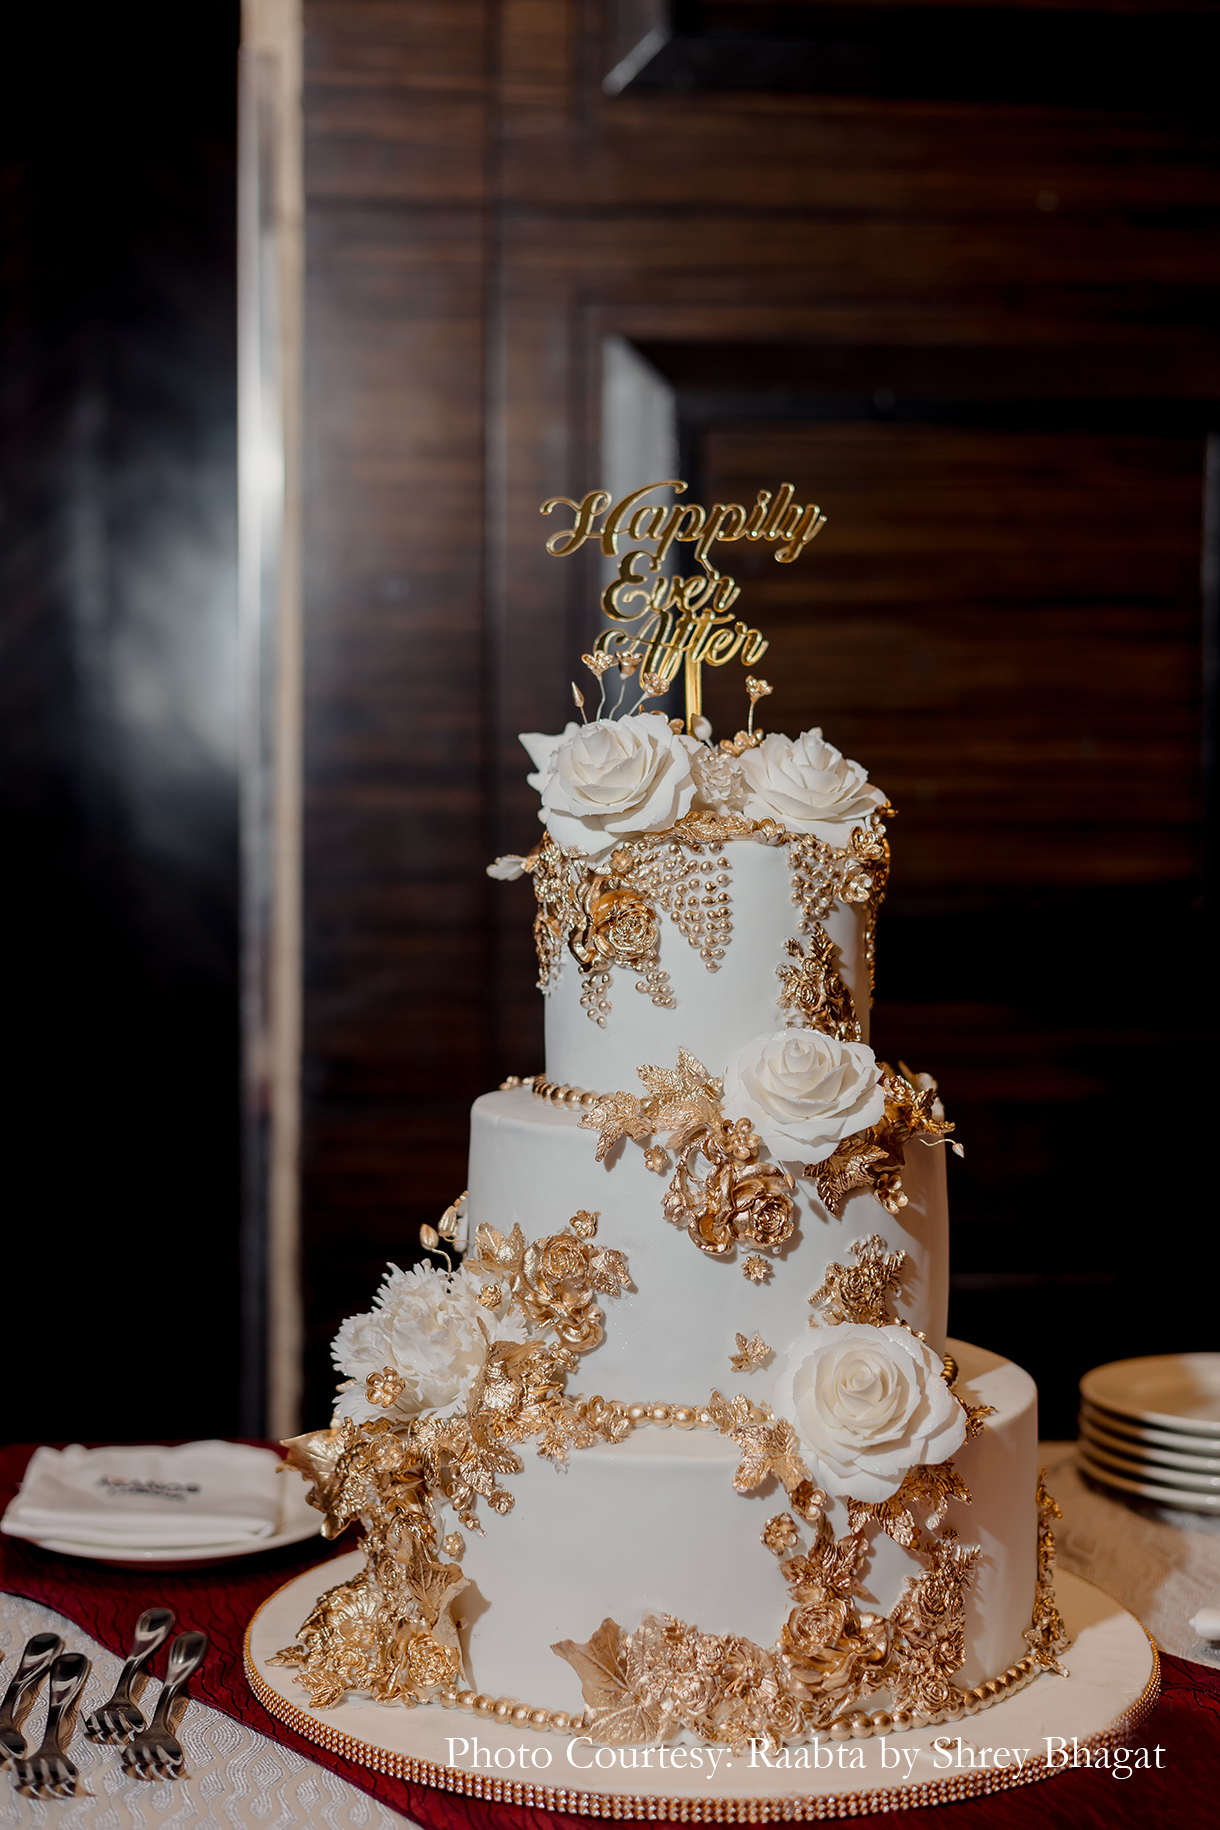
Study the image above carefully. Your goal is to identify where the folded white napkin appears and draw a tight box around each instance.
[2,1441,284,1548]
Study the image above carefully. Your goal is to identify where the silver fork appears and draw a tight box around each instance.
[0,1633,63,1763]
[84,1607,175,1742]
[11,1652,90,1798]
[120,1630,208,1782]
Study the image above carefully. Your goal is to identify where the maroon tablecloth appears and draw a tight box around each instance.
[2,1442,1216,1828]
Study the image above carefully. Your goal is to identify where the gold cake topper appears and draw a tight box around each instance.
[540,479,826,729]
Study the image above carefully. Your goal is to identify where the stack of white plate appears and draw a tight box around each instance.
[1078,1353,1220,1515]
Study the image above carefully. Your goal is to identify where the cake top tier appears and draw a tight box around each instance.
[487,475,893,1090]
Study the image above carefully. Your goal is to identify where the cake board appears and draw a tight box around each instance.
[245,1553,1158,1820]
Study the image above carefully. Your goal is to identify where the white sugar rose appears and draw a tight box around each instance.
[331,1262,525,1425]
[722,1028,886,1166]
[772,1323,967,1501]
[738,729,885,842]
[519,714,696,857]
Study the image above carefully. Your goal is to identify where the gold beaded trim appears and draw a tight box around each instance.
[244,1595,1161,1821]
[501,1073,601,1109]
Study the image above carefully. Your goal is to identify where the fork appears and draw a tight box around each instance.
[11,1652,90,1798]
[0,1633,63,1763]
[84,1607,175,1742]
[120,1630,208,1781]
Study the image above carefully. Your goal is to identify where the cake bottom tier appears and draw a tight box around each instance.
[456,1339,1037,1722]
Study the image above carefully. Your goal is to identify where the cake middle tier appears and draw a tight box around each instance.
[469,1088,949,1397]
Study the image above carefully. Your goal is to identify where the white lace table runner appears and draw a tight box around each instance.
[0,1592,414,1830]
[1041,1441,1220,1667]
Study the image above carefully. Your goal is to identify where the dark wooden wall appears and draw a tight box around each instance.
[299,1,1219,1432]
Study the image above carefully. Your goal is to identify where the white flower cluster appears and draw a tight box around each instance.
[516,719,883,856]
[772,1324,967,1502]
[331,1261,526,1426]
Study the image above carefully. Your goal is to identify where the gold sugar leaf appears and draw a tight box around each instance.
[579,1089,652,1161]
[730,1332,771,1372]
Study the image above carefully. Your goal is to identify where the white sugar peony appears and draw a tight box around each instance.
[772,1322,967,1501]
[738,729,885,843]
[519,715,696,858]
[331,1262,526,1426]
[722,1028,886,1166]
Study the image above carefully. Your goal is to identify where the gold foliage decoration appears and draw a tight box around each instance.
[808,1065,957,1218]
[776,929,860,1040]
[519,806,894,1028]
[729,1332,771,1372]
[473,1216,630,1353]
[1024,1470,1071,1676]
[271,1530,467,1711]
[786,808,892,1002]
[581,1050,797,1260]
[807,1234,907,1328]
[846,1460,974,1550]
[708,1389,812,1499]
[552,1495,981,1749]
[522,819,749,1025]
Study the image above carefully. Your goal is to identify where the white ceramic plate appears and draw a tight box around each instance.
[1078,1398,1220,1457]
[1079,1409,1220,1474]
[1077,1445,1220,1514]
[1078,1435,1220,1494]
[1080,1354,1220,1436]
[9,1478,323,1569]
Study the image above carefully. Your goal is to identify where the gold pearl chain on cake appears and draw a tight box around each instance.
[501,1074,602,1109]
[433,1652,1043,1741]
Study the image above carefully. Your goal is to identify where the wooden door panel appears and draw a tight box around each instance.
[699,421,1204,890]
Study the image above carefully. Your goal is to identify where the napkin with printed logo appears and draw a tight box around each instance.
[1,1441,284,1548]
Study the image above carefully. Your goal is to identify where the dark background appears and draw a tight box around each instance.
[2,2,1216,1445]
[1,3,242,1436]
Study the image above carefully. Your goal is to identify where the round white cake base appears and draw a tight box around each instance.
[245,1555,1158,1821]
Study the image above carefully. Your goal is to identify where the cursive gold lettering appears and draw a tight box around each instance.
[744,490,772,539]
[628,503,667,542]
[775,501,826,563]
[694,503,747,565]
[600,549,655,619]
[541,489,611,557]
[762,483,795,540]
[601,480,685,555]
[652,502,706,565]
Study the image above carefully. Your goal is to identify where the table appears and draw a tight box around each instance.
[2,1442,1217,1828]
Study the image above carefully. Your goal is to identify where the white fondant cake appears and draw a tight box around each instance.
[279,701,1062,1751]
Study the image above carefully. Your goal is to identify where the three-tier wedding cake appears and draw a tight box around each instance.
[275,481,1067,1751]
